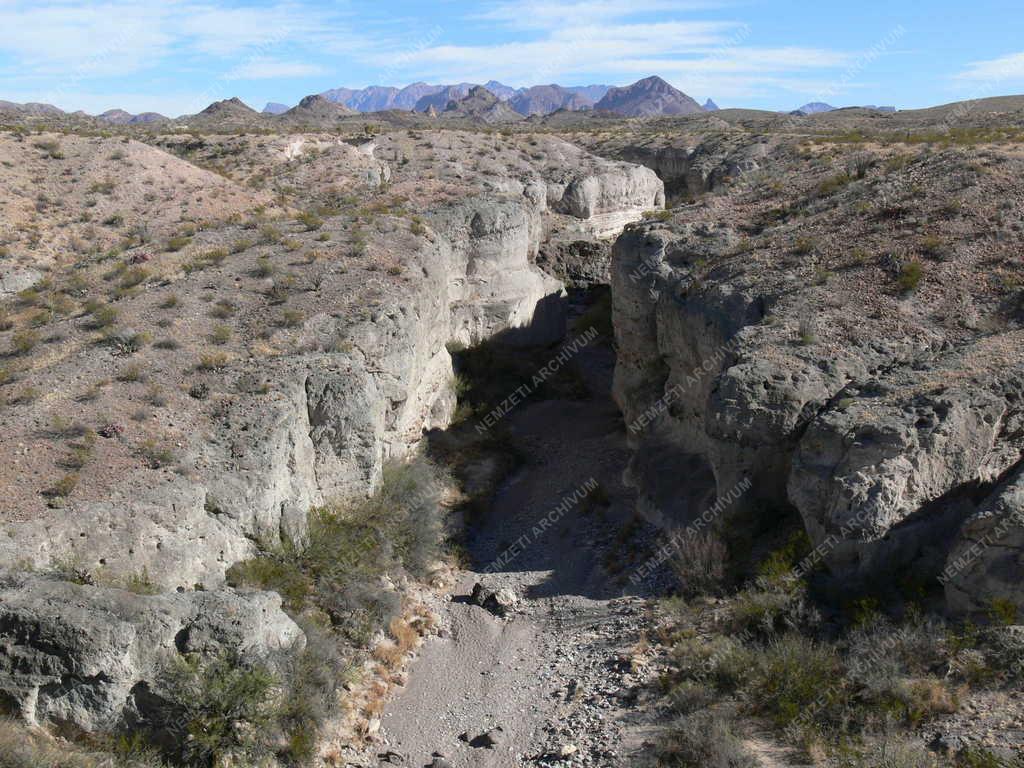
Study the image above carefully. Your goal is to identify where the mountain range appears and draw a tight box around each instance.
[314,80,616,117]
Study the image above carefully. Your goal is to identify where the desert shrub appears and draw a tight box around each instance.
[296,210,323,231]
[124,568,161,595]
[231,238,253,254]
[274,618,348,763]
[817,172,853,197]
[259,224,282,244]
[575,287,614,340]
[210,324,232,345]
[156,653,278,766]
[918,234,949,260]
[165,235,191,252]
[253,256,276,278]
[655,711,755,768]
[670,530,728,597]
[230,456,446,639]
[742,634,844,727]
[898,260,924,292]
[43,472,79,500]
[117,363,146,382]
[89,303,119,328]
[643,209,673,222]
[277,309,304,328]
[792,236,816,255]
[209,299,236,319]
[197,351,230,371]
[10,329,40,355]
[139,439,175,469]
[0,718,168,767]
[730,584,810,637]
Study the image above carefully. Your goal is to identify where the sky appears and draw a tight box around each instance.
[0,0,1022,117]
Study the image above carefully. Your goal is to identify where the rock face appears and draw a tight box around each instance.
[609,141,1024,613]
[0,574,302,733]
[944,465,1024,615]
[0,134,662,739]
[0,135,662,593]
[595,133,775,201]
[595,76,704,117]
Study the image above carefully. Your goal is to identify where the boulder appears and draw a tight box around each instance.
[0,574,303,734]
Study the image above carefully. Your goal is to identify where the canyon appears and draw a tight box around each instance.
[0,100,1022,767]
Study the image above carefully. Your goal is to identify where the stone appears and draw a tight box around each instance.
[0,573,303,735]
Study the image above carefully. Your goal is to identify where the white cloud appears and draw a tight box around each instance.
[955,52,1024,82]
[226,58,326,80]
[0,2,174,75]
[476,0,723,30]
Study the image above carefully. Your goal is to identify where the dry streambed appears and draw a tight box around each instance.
[375,338,665,767]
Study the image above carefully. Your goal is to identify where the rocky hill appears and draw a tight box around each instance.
[276,94,356,125]
[510,84,593,116]
[438,86,523,123]
[595,75,705,117]
[414,84,476,113]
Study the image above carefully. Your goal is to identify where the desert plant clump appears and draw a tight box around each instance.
[10,329,40,356]
[898,260,924,293]
[138,438,176,469]
[165,235,192,252]
[656,711,755,768]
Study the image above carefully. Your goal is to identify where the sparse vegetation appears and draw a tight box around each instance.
[898,260,924,292]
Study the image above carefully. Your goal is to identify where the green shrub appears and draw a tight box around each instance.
[296,210,323,231]
[816,171,852,197]
[792,236,816,255]
[156,653,278,766]
[898,260,924,292]
[277,309,304,328]
[253,256,275,278]
[0,718,169,767]
[743,634,844,727]
[210,324,232,345]
[90,303,119,328]
[165,235,191,252]
[643,209,673,222]
[139,439,175,469]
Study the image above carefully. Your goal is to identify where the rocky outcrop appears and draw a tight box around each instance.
[0,574,302,733]
[605,134,774,201]
[944,464,1024,615]
[611,203,1024,612]
[547,166,665,239]
[790,342,1024,579]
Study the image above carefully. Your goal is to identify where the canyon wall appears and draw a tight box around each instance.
[611,199,1024,615]
[0,141,663,736]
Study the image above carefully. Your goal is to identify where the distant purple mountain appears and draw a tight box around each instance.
[318,81,613,116]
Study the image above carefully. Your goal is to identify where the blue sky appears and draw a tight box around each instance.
[0,0,1022,116]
